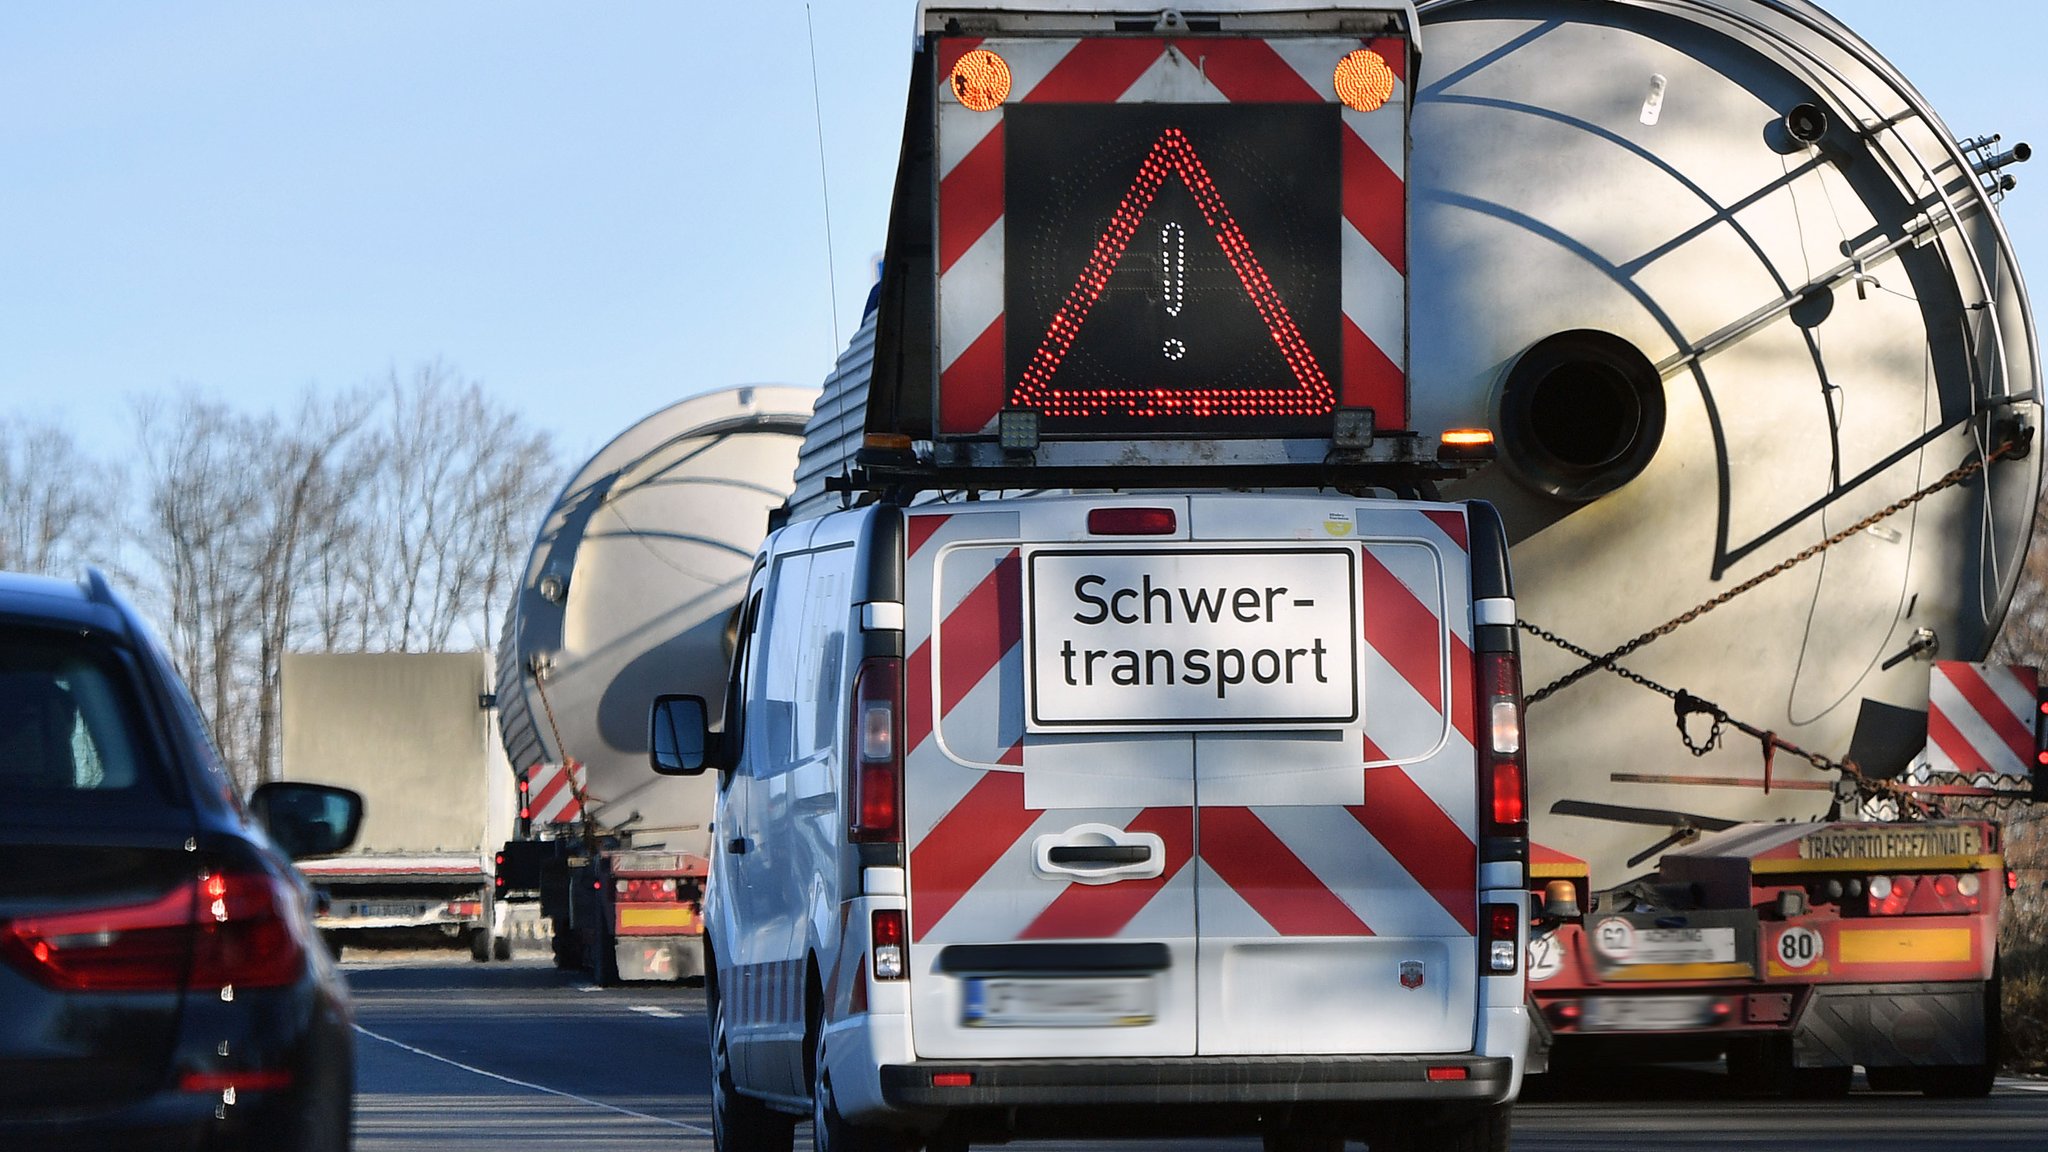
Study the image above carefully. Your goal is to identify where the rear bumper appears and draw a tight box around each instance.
[879,1054,1514,1108]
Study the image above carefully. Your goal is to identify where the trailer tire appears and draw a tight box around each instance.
[469,927,491,963]
[552,927,581,970]
[493,934,513,961]
[593,923,620,987]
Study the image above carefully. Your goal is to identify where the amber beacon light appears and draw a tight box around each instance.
[951,49,1012,111]
[1334,49,1395,113]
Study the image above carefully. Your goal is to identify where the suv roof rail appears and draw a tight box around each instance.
[82,566,118,609]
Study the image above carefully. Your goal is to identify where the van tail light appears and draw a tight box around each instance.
[850,657,904,844]
[0,871,303,992]
[1483,902,1520,974]
[1477,652,1528,837]
[871,910,906,981]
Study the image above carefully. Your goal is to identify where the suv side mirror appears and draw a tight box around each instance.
[650,695,716,776]
[248,782,365,861]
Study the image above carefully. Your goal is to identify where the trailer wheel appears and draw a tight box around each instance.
[469,927,491,963]
[552,927,581,970]
[493,934,513,962]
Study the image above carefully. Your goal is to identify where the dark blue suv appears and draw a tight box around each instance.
[0,569,363,1151]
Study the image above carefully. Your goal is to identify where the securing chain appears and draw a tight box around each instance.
[530,667,601,849]
[1516,619,1936,816]
[1526,439,2017,707]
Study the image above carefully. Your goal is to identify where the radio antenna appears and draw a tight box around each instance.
[805,3,842,355]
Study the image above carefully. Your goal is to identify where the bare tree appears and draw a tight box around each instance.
[0,415,119,576]
[354,362,555,652]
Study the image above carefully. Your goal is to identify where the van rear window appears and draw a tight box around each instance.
[0,629,167,798]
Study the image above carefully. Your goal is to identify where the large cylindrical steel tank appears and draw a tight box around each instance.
[1412,0,2041,884]
[496,385,818,856]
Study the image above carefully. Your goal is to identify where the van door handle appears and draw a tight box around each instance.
[728,836,749,855]
[1033,825,1168,885]
[1046,845,1151,865]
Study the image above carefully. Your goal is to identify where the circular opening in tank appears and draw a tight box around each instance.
[1496,330,1665,502]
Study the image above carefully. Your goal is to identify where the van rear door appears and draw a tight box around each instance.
[903,500,1198,1060]
[901,495,1478,1060]
[1185,495,1479,1055]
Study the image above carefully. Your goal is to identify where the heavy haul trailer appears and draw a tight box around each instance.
[1391,0,2043,1093]
[495,385,817,983]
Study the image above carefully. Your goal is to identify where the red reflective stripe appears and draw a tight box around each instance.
[1200,808,1372,936]
[1340,316,1406,426]
[528,768,572,816]
[1368,37,1407,84]
[904,640,936,756]
[1024,38,1165,103]
[909,771,1037,940]
[1181,38,1322,102]
[939,313,1006,434]
[1925,704,1977,775]
[1351,768,1479,934]
[1020,807,1193,940]
[1360,549,1442,714]
[1947,663,2034,767]
[939,121,1005,275]
[1449,635,1476,748]
[1424,510,1468,552]
[906,514,953,563]
[939,551,1023,723]
[1342,125,1405,274]
[936,37,984,77]
[555,797,582,823]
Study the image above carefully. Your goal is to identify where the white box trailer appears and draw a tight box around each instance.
[281,651,515,960]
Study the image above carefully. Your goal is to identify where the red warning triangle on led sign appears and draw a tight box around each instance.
[1009,126,1336,418]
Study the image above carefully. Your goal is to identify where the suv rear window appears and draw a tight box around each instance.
[0,629,166,798]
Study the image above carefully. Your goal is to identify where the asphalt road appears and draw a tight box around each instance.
[348,949,2048,1151]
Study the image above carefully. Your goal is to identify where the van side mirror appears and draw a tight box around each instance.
[650,694,715,776]
[248,782,364,861]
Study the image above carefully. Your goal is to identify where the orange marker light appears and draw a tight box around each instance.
[951,49,1011,112]
[1334,49,1396,113]
[1441,428,1495,448]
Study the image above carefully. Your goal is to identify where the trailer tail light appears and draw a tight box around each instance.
[1867,873,1981,916]
[618,879,680,902]
[1477,652,1528,836]
[0,872,303,992]
[2010,869,2021,894]
[871,910,906,981]
[849,657,904,844]
[1483,902,1520,974]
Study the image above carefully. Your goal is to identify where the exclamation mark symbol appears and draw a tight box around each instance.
[1161,222,1186,361]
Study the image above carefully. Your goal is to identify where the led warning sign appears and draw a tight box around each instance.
[1004,104,1342,437]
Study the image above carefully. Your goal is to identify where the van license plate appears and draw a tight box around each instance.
[1581,995,1715,1031]
[962,976,1156,1027]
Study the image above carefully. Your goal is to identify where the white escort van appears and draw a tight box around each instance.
[650,2,1529,1147]
[651,492,1529,1151]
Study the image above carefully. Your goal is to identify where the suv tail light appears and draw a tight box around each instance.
[1477,652,1528,837]
[850,657,904,844]
[1,871,304,992]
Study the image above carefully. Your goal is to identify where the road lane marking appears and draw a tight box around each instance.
[355,1024,713,1135]
[630,1005,683,1019]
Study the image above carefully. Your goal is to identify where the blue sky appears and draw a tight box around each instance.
[1,1,2041,462]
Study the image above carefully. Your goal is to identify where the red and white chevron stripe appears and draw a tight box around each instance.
[525,760,584,827]
[1914,662,2039,785]
[901,503,1477,952]
[934,35,1408,436]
